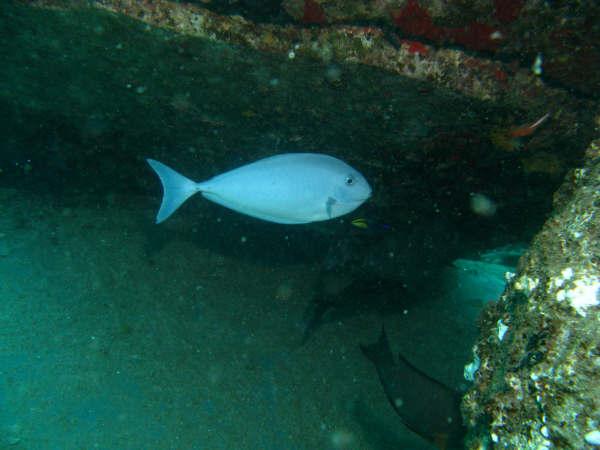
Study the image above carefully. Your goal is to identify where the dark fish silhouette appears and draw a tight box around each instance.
[360,327,466,450]
[301,274,406,344]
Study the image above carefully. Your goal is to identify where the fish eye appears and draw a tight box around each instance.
[345,175,355,186]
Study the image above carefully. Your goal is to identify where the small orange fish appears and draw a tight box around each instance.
[509,113,550,138]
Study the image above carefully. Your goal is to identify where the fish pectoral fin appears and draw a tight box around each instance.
[326,197,337,218]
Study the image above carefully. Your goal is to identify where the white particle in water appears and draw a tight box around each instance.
[585,430,600,445]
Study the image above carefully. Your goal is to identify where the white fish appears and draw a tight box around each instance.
[147,153,371,224]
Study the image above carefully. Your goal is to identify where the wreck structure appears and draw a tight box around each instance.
[9,1,600,447]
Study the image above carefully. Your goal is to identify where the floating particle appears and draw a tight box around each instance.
[470,193,497,217]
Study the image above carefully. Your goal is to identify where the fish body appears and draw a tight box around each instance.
[509,112,550,138]
[147,153,371,224]
[302,275,406,344]
[361,327,466,449]
[491,113,550,151]
[351,217,369,229]
[351,217,393,232]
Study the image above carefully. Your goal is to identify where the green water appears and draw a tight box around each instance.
[0,2,583,449]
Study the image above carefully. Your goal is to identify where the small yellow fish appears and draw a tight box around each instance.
[351,218,369,229]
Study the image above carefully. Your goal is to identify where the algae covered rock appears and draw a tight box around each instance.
[462,138,600,449]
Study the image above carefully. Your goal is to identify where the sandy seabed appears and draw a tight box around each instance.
[0,188,476,449]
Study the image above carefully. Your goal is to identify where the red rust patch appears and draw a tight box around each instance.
[302,0,326,24]
[451,22,499,52]
[391,0,442,41]
[494,67,508,82]
[400,39,429,55]
[493,0,525,24]
[391,0,502,52]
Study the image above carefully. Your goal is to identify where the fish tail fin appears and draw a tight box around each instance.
[146,159,200,223]
[360,325,394,366]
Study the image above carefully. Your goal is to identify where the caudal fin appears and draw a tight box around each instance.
[147,159,200,223]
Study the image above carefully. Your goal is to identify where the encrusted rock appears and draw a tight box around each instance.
[462,136,600,449]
